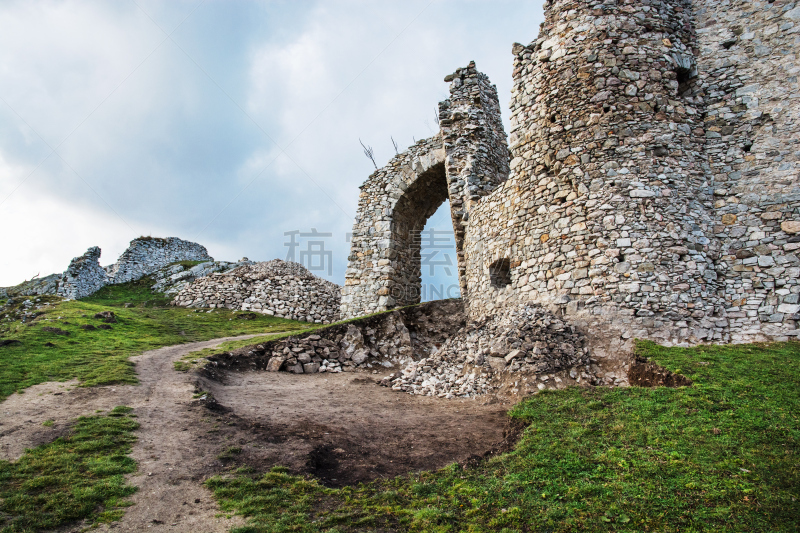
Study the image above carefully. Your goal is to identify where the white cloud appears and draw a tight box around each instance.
[0,154,138,286]
[0,0,546,288]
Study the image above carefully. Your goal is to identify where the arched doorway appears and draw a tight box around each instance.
[340,62,510,319]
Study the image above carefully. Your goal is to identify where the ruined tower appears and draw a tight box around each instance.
[464,0,725,345]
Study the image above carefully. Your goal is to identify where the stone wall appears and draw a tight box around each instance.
[3,236,215,300]
[455,0,799,345]
[694,0,800,342]
[340,62,509,318]
[106,237,212,284]
[173,259,341,323]
[464,0,725,346]
[56,247,108,300]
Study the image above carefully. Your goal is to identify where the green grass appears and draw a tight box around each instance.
[206,340,800,532]
[0,280,308,401]
[170,260,208,269]
[0,406,139,532]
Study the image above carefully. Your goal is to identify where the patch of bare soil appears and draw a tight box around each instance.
[197,370,513,487]
[1,335,265,533]
[0,333,516,531]
[628,356,692,387]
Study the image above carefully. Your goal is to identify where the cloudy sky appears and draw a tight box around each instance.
[0,0,545,292]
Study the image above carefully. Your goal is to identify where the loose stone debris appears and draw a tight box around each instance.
[382,303,600,398]
[173,260,341,323]
[202,300,614,399]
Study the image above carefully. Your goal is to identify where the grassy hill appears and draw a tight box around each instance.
[0,277,308,401]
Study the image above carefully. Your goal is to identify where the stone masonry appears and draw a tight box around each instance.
[465,0,726,348]
[7,236,214,301]
[105,237,212,284]
[695,0,800,342]
[341,62,509,318]
[56,247,108,300]
[342,0,799,348]
[173,259,341,323]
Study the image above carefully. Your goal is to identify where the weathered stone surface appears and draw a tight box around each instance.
[105,237,211,285]
[7,236,212,301]
[56,247,107,300]
[782,221,800,234]
[173,259,340,324]
[341,62,509,318]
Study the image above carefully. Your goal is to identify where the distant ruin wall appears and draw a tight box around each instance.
[106,237,212,285]
[341,62,509,318]
[56,247,108,300]
[6,236,214,300]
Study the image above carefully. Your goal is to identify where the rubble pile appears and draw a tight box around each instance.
[173,259,341,323]
[201,300,465,377]
[150,259,252,295]
[383,303,600,398]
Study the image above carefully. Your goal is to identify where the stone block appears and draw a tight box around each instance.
[488,357,507,372]
[267,357,285,372]
[782,221,800,234]
[303,363,321,374]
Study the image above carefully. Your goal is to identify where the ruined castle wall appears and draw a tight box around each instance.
[695,0,800,342]
[341,63,509,319]
[106,237,212,285]
[56,247,108,300]
[464,0,727,346]
[341,137,446,317]
[440,63,511,295]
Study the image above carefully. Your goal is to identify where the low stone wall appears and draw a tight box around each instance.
[106,237,212,284]
[201,300,465,379]
[56,247,108,300]
[172,259,341,323]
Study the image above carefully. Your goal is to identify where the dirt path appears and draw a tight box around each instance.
[1,335,263,532]
[1,334,514,531]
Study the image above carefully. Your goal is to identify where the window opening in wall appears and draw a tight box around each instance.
[672,52,697,96]
[489,259,511,289]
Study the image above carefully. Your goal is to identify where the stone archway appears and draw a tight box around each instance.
[340,62,509,319]
[341,139,449,317]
